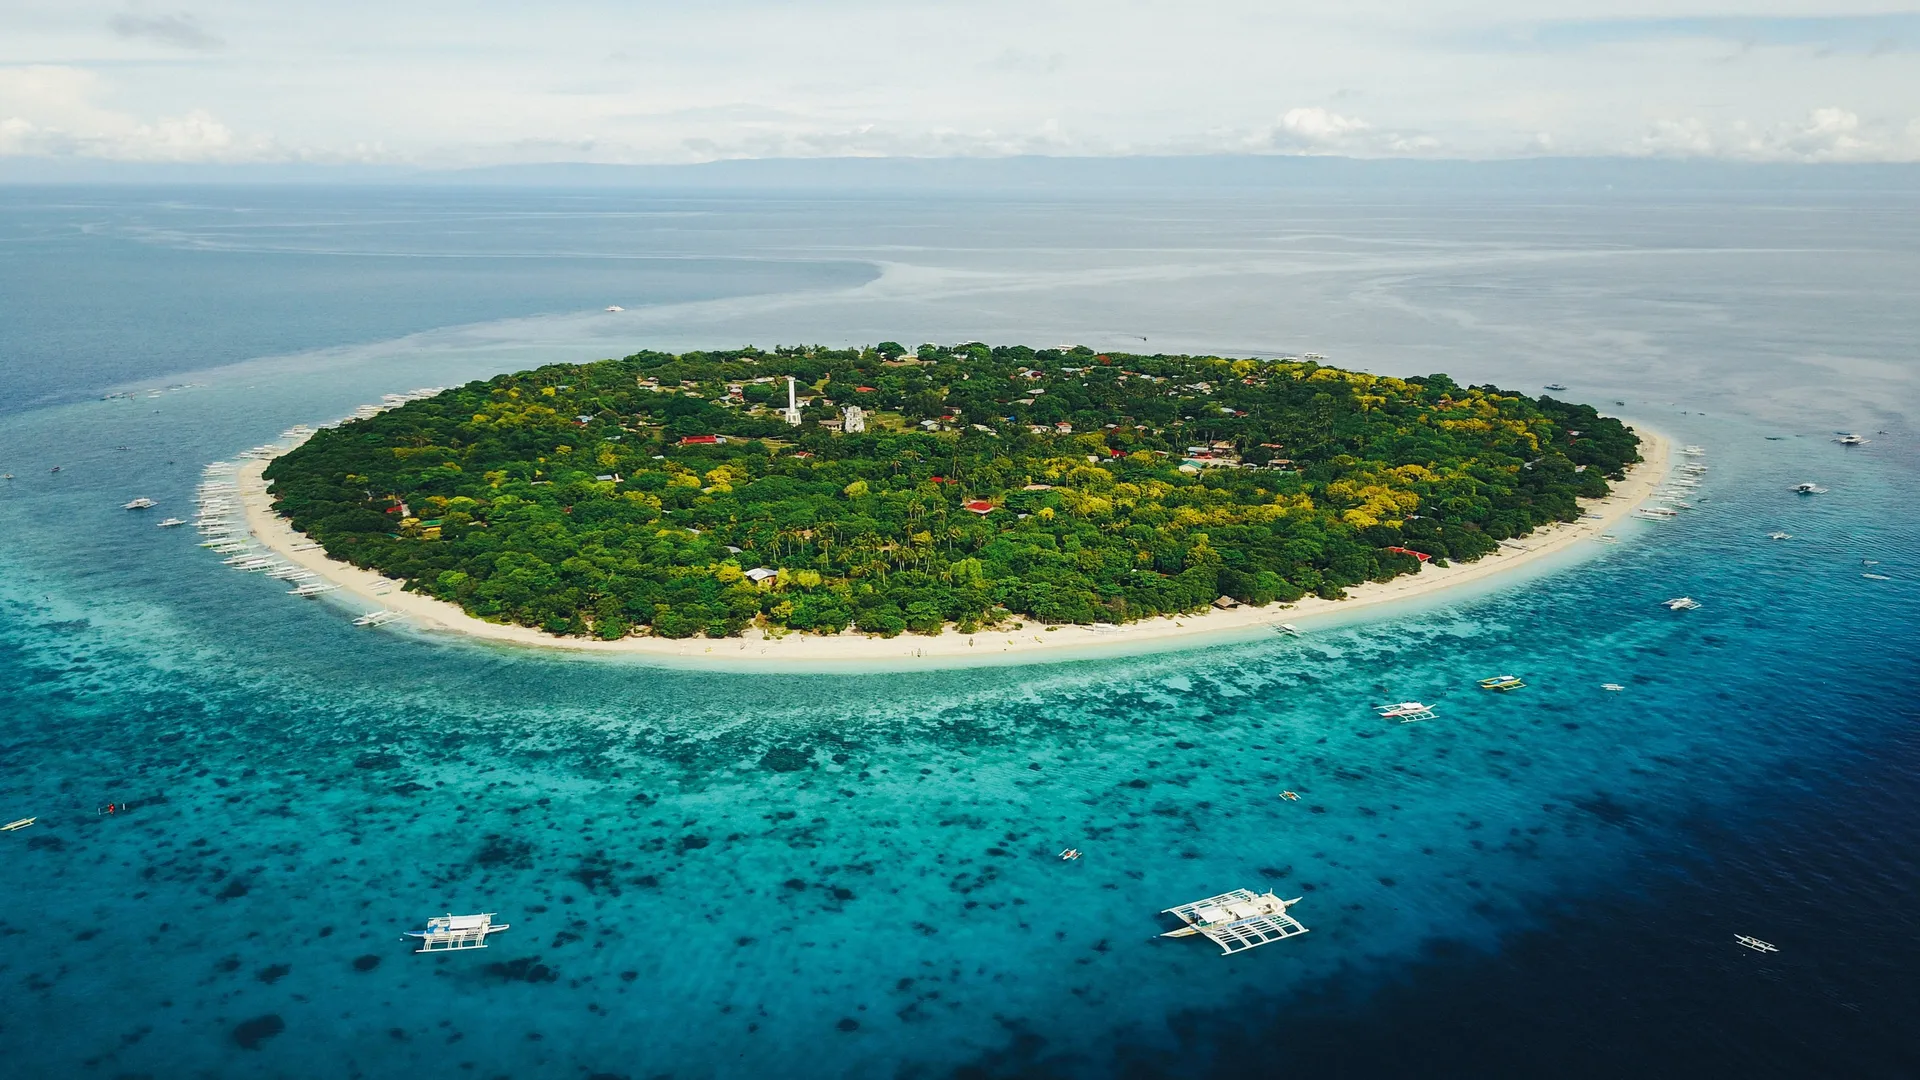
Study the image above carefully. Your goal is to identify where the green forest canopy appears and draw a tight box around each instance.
[263,343,1640,640]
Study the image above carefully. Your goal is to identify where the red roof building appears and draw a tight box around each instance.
[678,435,721,445]
[962,500,995,515]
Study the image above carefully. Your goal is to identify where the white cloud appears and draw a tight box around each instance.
[1278,107,1370,145]
[1248,107,1440,157]
[0,3,1918,165]
[1627,107,1920,163]
[1774,107,1867,160]
[0,64,276,162]
[1637,116,1718,157]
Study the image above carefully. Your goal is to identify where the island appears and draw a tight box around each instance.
[260,343,1643,646]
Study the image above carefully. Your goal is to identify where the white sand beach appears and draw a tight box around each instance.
[235,425,1670,667]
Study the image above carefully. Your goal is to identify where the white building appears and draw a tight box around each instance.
[843,405,866,433]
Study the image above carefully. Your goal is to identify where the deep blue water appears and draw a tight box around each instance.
[0,186,1916,1079]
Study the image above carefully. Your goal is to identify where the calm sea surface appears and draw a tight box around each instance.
[1,185,1916,1079]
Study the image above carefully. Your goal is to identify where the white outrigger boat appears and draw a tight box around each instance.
[1273,622,1301,636]
[354,610,403,627]
[1160,889,1308,955]
[122,497,157,510]
[406,912,510,953]
[1375,701,1437,722]
[156,518,186,528]
[1792,482,1828,495]
[2,817,35,832]
[290,581,341,596]
[1735,934,1777,953]
[1663,596,1701,611]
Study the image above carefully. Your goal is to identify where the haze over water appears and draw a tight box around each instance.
[1,183,1916,1079]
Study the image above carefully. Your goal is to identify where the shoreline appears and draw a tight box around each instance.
[235,426,1671,667]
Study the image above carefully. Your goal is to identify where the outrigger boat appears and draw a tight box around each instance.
[1768,532,1792,541]
[1792,482,1828,495]
[1273,622,1301,636]
[1058,848,1082,861]
[406,912,510,953]
[1735,934,1777,953]
[1160,890,1309,955]
[1863,573,1891,581]
[2,817,34,832]
[1477,674,1526,692]
[1601,683,1626,692]
[1663,597,1702,611]
[122,497,157,510]
[1376,701,1437,722]
[156,518,186,528]
[353,610,403,627]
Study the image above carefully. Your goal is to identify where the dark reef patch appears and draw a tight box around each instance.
[230,1014,285,1050]
[486,956,559,984]
[762,747,812,773]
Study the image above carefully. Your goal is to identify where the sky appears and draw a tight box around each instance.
[3,1,1919,167]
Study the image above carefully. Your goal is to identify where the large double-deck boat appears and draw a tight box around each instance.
[1160,890,1308,955]
[406,912,510,953]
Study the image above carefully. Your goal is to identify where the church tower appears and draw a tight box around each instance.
[782,375,803,426]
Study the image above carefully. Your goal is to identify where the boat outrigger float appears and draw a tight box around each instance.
[1161,890,1309,955]
[405,912,510,953]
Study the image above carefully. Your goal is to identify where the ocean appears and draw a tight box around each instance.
[1,183,1916,1079]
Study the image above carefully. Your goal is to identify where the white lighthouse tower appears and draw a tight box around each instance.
[782,376,803,426]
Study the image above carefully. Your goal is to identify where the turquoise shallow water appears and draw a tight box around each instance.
[1,187,1917,1078]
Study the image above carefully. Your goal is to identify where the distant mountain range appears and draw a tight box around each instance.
[4,153,1916,192]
